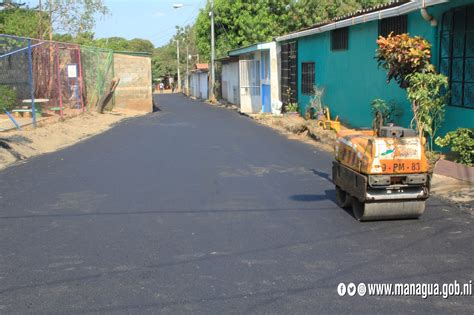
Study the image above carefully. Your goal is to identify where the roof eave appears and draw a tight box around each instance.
[228,41,276,56]
[275,0,448,42]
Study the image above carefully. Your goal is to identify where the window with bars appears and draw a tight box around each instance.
[379,15,407,38]
[439,5,474,108]
[331,27,349,51]
[301,62,315,95]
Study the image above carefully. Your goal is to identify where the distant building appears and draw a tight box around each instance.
[189,63,209,100]
[226,41,281,114]
[218,56,240,106]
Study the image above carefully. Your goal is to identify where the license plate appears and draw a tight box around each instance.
[381,162,421,173]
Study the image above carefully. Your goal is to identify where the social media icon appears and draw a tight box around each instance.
[358,283,367,296]
[337,283,346,296]
[347,283,356,296]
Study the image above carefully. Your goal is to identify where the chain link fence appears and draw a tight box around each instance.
[31,41,84,118]
[0,34,151,132]
[0,35,120,131]
[0,34,88,130]
[80,47,114,111]
[0,35,38,129]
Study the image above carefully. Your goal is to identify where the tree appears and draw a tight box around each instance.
[0,1,48,38]
[376,33,434,88]
[406,72,448,150]
[94,37,130,50]
[0,7,44,38]
[72,31,95,45]
[194,0,389,61]
[196,0,290,60]
[376,33,449,150]
[42,0,108,41]
[151,25,199,84]
[128,38,154,54]
[0,0,25,9]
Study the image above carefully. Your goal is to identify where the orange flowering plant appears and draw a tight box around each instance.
[376,33,434,88]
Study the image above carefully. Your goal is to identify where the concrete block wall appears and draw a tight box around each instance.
[113,53,152,113]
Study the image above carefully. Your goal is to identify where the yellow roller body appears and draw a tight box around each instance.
[332,127,430,221]
[335,129,429,175]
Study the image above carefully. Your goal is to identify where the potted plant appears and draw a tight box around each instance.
[284,87,299,115]
[306,85,325,120]
[285,102,299,115]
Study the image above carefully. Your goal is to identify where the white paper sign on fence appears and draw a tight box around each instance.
[67,64,77,78]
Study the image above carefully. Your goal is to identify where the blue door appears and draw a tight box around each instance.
[262,84,271,113]
[261,50,271,113]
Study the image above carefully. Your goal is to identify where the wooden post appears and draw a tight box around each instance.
[77,47,85,112]
[55,43,63,117]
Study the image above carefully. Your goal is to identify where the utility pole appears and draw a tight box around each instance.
[186,43,189,96]
[176,39,181,92]
[210,0,215,100]
[38,0,43,39]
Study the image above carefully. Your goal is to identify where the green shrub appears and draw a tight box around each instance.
[0,85,18,113]
[435,128,474,166]
[405,72,449,151]
[305,85,325,119]
[370,99,402,124]
[376,33,449,152]
[286,102,299,113]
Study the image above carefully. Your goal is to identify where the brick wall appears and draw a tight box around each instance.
[113,53,152,112]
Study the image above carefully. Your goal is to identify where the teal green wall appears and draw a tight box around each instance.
[296,0,474,136]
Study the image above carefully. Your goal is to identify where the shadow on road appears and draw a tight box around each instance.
[290,189,335,202]
[310,168,331,182]
[289,189,356,219]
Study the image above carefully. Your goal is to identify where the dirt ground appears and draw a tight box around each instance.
[0,109,143,171]
[248,113,336,152]
[431,174,474,209]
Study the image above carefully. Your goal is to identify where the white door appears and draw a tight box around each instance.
[199,72,208,99]
[239,59,261,113]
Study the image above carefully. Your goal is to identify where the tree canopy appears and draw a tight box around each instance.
[151,25,199,83]
[152,0,389,83]
[0,2,154,54]
[0,7,44,38]
[194,0,389,60]
[43,0,109,38]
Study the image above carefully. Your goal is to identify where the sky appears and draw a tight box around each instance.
[24,0,207,48]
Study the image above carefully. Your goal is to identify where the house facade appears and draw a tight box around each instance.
[276,0,474,135]
[189,63,209,100]
[228,42,281,114]
[220,57,240,106]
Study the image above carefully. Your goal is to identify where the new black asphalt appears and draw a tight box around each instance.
[0,94,472,313]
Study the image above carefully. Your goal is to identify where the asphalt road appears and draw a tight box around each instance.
[0,94,473,314]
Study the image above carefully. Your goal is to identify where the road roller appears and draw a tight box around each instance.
[332,124,430,221]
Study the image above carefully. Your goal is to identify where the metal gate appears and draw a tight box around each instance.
[239,59,261,113]
[281,41,298,105]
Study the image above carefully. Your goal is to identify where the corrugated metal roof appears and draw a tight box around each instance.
[281,0,410,38]
[276,0,448,42]
[195,63,209,70]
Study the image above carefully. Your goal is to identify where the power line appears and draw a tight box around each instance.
[146,0,205,40]
[149,11,202,46]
